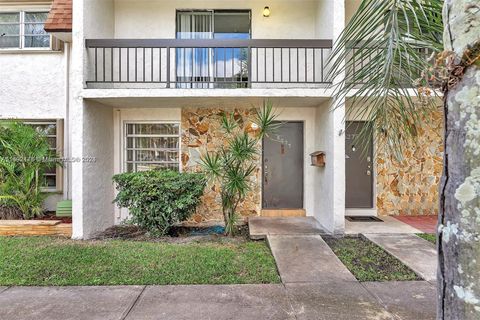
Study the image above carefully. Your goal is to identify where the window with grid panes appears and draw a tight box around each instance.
[125,123,180,172]
[24,121,59,190]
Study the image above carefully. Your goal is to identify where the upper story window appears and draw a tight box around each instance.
[0,11,50,49]
[175,10,251,88]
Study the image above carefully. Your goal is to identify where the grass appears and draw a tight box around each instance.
[417,233,436,244]
[324,236,420,282]
[0,237,280,286]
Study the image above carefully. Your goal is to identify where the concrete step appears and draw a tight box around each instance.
[267,235,357,284]
[249,217,325,240]
[261,209,306,218]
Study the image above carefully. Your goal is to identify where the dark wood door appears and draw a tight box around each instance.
[345,121,374,208]
[262,122,304,209]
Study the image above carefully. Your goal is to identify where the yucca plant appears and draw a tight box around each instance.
[199,101,281,236]
[0,121,59,219]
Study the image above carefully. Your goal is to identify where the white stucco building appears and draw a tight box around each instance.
[0,0,443,239]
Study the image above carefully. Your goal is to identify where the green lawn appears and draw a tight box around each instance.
[0,237,280,286]
[417,233,436,244]
[324,236,420,282]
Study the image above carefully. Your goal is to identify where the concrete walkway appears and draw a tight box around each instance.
[268,234,357,283]
[0,283,436,320]
[345,216,423,235]
[364,233,437,282]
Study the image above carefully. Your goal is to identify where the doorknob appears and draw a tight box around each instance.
[366,170,371,176]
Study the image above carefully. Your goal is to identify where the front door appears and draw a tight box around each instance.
[345,121,374,208]
[262,122,304,209]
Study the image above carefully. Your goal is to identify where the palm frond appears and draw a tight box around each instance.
[229,133,257,161]
[327,0,443,156]
[198,152,222,180]
[220,113,239,134]
[254,100,282,138]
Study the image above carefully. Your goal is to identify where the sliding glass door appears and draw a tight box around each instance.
[176,10,251,88]
[176,11,213,88]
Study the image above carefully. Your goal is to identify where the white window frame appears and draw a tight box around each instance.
[0,10,52,51]
[24,119,64,193]
[123,121,181,173]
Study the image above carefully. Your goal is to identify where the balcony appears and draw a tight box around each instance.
[85,39,333,89]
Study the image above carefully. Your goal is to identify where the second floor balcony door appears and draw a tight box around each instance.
[176,11,213,88]
[176,10,251,88]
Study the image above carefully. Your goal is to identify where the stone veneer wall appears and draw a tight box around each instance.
[376,110,444,216]
[181,107,262,222]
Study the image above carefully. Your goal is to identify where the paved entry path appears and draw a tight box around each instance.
[364,233,437,282]
[267,234,357,283]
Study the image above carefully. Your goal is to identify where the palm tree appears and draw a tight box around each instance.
[328,0,480,318]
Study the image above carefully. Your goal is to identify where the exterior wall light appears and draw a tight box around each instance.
[263,6,271,17]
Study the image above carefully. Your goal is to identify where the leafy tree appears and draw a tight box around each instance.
[328,0,480,318]
[200,101,280,236]
[0,121,58,219]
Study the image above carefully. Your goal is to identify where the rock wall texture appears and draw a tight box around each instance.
[181,107,443,221]
[376,110,444,216]
[181,107,262,222]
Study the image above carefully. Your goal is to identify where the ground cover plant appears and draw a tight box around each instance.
[417,233,436,244]
[324,236,420,282]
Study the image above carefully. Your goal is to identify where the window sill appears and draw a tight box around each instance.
[0,48,62,54]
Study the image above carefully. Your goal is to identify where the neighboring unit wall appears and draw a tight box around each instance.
[376,110,444,216]
[0,53,66,119]
[0,51,67,211]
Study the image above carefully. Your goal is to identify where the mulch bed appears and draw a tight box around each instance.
[34,212,72,224]
[94,224,250,244]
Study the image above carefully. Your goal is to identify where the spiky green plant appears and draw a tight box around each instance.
[0,121,59,219]
[327,0,444,156]
[199,101,281,236]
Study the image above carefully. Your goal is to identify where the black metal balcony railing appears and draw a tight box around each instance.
[85,39,333,89]
[346,46,434,86]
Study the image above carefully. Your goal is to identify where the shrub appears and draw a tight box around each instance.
[113,170,206,235]
[0,122,58,219]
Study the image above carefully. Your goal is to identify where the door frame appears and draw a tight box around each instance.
[261,121,305,210]
[345,120,377,216]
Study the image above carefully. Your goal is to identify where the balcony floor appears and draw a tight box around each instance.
[81,88,334,108]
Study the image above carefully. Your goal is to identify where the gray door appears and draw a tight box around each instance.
[345,121,374,208]
[263,122,304,209]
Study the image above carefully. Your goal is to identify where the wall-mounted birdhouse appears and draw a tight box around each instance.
[310,151,326,167]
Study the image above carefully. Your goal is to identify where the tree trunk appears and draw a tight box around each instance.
[439,1,480,319]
